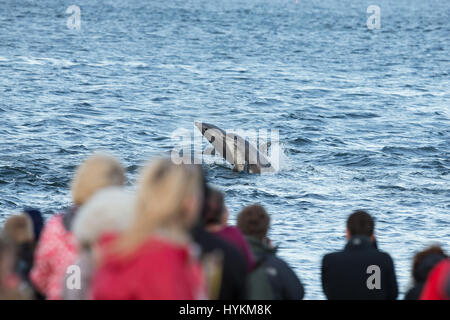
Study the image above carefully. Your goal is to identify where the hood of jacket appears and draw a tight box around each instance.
[344,235,378,251]
[413,253,446,283]
[245,236,277,261]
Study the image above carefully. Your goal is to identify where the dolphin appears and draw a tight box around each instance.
[194,121,275,174]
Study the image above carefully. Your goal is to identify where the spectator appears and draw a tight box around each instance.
[63,186,135,300]
[405,245,447,300]
[91,159,206,300]
[3,214,36,293]
[192,179,248,300]
[204,187,255,271]
[238,204,304,300]
[30,152,125,299]
[0,233,32,300]
[321,210,398,300]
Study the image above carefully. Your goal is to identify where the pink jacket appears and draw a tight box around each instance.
[30,214,78,300]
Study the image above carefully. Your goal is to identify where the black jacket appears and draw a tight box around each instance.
[193,228,247,300]
[321,236,398,300]
[247,236,304,300]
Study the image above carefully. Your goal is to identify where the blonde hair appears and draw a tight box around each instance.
[3,214,34,244]
[71,153,125,206]
[116,158,202,254]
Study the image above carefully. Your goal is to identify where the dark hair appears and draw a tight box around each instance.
[192,164,209,230]
[412,245,447,282]
[23,209,44,241]
[346,210,374,237]
[237,204,270,240]
[204,187,225,225]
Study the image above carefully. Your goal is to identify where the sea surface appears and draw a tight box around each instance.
[1,0,449,299]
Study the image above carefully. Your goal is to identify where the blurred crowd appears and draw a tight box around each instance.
[0,153,448,300]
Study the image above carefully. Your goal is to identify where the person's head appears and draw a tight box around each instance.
[119,158,203,252]
[237,204,270,241]
[3,215,34,245]
[71,153,126,206]
[411,245,447,283]
[204,187,228,227]
[346,210,375,241]
[73,186,135,249]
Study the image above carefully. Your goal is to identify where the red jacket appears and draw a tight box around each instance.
[91,235,206,300]
[420,259,450,300]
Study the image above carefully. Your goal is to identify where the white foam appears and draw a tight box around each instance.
[268,141,292,173]
[15,56,77,67]
[18,56,45,65]
[88,60,148,67]
[124,61,148,68]
[39,57,77,67]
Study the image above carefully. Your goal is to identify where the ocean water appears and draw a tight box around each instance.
[0,0,449,299]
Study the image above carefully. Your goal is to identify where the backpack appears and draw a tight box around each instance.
[246,255,275,300]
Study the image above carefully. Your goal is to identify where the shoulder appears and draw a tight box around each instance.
[404,285,421,300]
[38,214,66,240]
[206,232,242,258]
[44,214,64,228]
[194,230,246,270]
[376,250,396,265]
[223,226,248,244]
[221,226,242,237]
[98,239,182,277]
[136,238,192,267]
[265,255,294,273]
[322,251,343,264]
